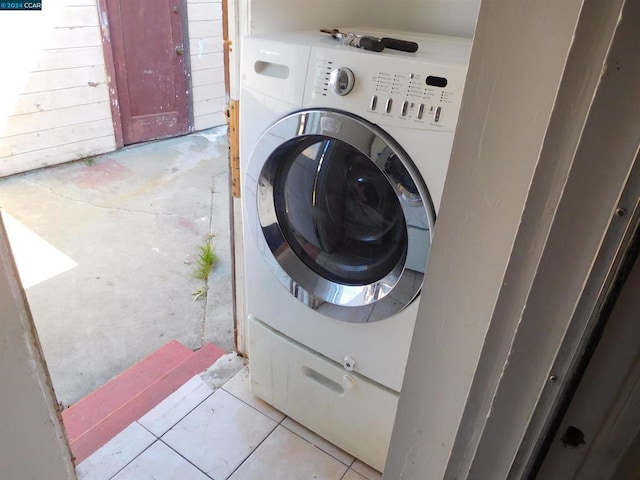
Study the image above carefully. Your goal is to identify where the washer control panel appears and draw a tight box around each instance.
[305,48,468,132]
[368,71,450,122]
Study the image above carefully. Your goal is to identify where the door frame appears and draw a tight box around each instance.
[97,0,194,149]
[225,0,251,354]
[0,214,77,479]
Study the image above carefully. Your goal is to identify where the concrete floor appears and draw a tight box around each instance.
[0,127,234,406]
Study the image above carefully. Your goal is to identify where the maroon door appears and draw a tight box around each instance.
[106,0,190,145]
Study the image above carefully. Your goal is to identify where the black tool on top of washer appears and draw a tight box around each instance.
[320,28,419,53]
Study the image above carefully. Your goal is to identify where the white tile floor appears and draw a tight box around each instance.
[76,367,383,480]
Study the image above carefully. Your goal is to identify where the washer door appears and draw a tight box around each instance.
[246,109,435,323]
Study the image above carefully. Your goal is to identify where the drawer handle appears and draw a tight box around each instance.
[302,366,344,395]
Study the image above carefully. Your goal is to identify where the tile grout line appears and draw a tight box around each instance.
[220,385,285,424]
[157,437,215,480]
[95,369,364,480]
[279,420,358,469]
[222,414,286,479]
[100,386,218,480]
[220,383,358,470]
[106,431,158,480]
[139,382,282,480]
[136,385,216,442]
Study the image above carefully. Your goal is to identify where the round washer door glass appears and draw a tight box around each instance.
[247,109,435,323]
[275,136,407,286]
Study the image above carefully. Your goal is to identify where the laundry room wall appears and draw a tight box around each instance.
[367,0,481,38]
[248,0,480,37]
[385,0,637,478]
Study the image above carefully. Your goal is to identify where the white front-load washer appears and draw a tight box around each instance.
[240,28,471,470]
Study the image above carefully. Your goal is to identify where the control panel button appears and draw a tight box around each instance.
[417,103,425,119]
[401,101,409,117]
[434,106,442,122]
[385,98,393,113]
[370,95,378,111]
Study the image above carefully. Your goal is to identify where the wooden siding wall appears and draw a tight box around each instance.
[0,0,115,177]
[187,0,226,130]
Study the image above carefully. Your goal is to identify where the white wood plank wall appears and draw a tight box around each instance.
[187,0,226,130]
[0,0,115,177]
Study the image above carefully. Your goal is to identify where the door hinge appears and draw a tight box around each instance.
[226,99,241,198]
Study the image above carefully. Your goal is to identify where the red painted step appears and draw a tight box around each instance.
[62,340,226,464]
[62,340,192,442]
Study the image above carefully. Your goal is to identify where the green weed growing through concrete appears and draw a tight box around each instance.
[193,235,218,300]
[76,152,98,166]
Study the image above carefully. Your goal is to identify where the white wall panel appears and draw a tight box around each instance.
[11,85,109,116]
[0,1,115,177]
[190,36,224,55]
[187,0,226,130]
[0,136,115,178]
[32,46,106,71]
[249,0,372,34]
[193,82,226,101]
[191,52,225,71]
[21,65,108,94]
[194,112,226,131]
[192,67,225,88]
[367,0,480,37]
[247,0,480,37]
[193,97,225,117]
[0,119,114,158]
[56,5,101,27]
[188,2,223,20]
[189,19,224,38]
[47,25,102,49]
[3,102,112,138]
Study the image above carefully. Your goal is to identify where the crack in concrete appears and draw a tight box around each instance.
[22,178,177,217]
[201,172,217,347]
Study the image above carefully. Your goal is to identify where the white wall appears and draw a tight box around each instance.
[384,1,583,475]
[367,0,480,37]
[0,0,115,177]
[248,0,480,37]
[187,0,227,130]
[386,0,639,478]
[0,215,76,479]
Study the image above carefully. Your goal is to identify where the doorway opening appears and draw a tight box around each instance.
[0,0,235,464]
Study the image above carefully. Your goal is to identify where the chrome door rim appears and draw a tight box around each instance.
[245,109,435,322]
